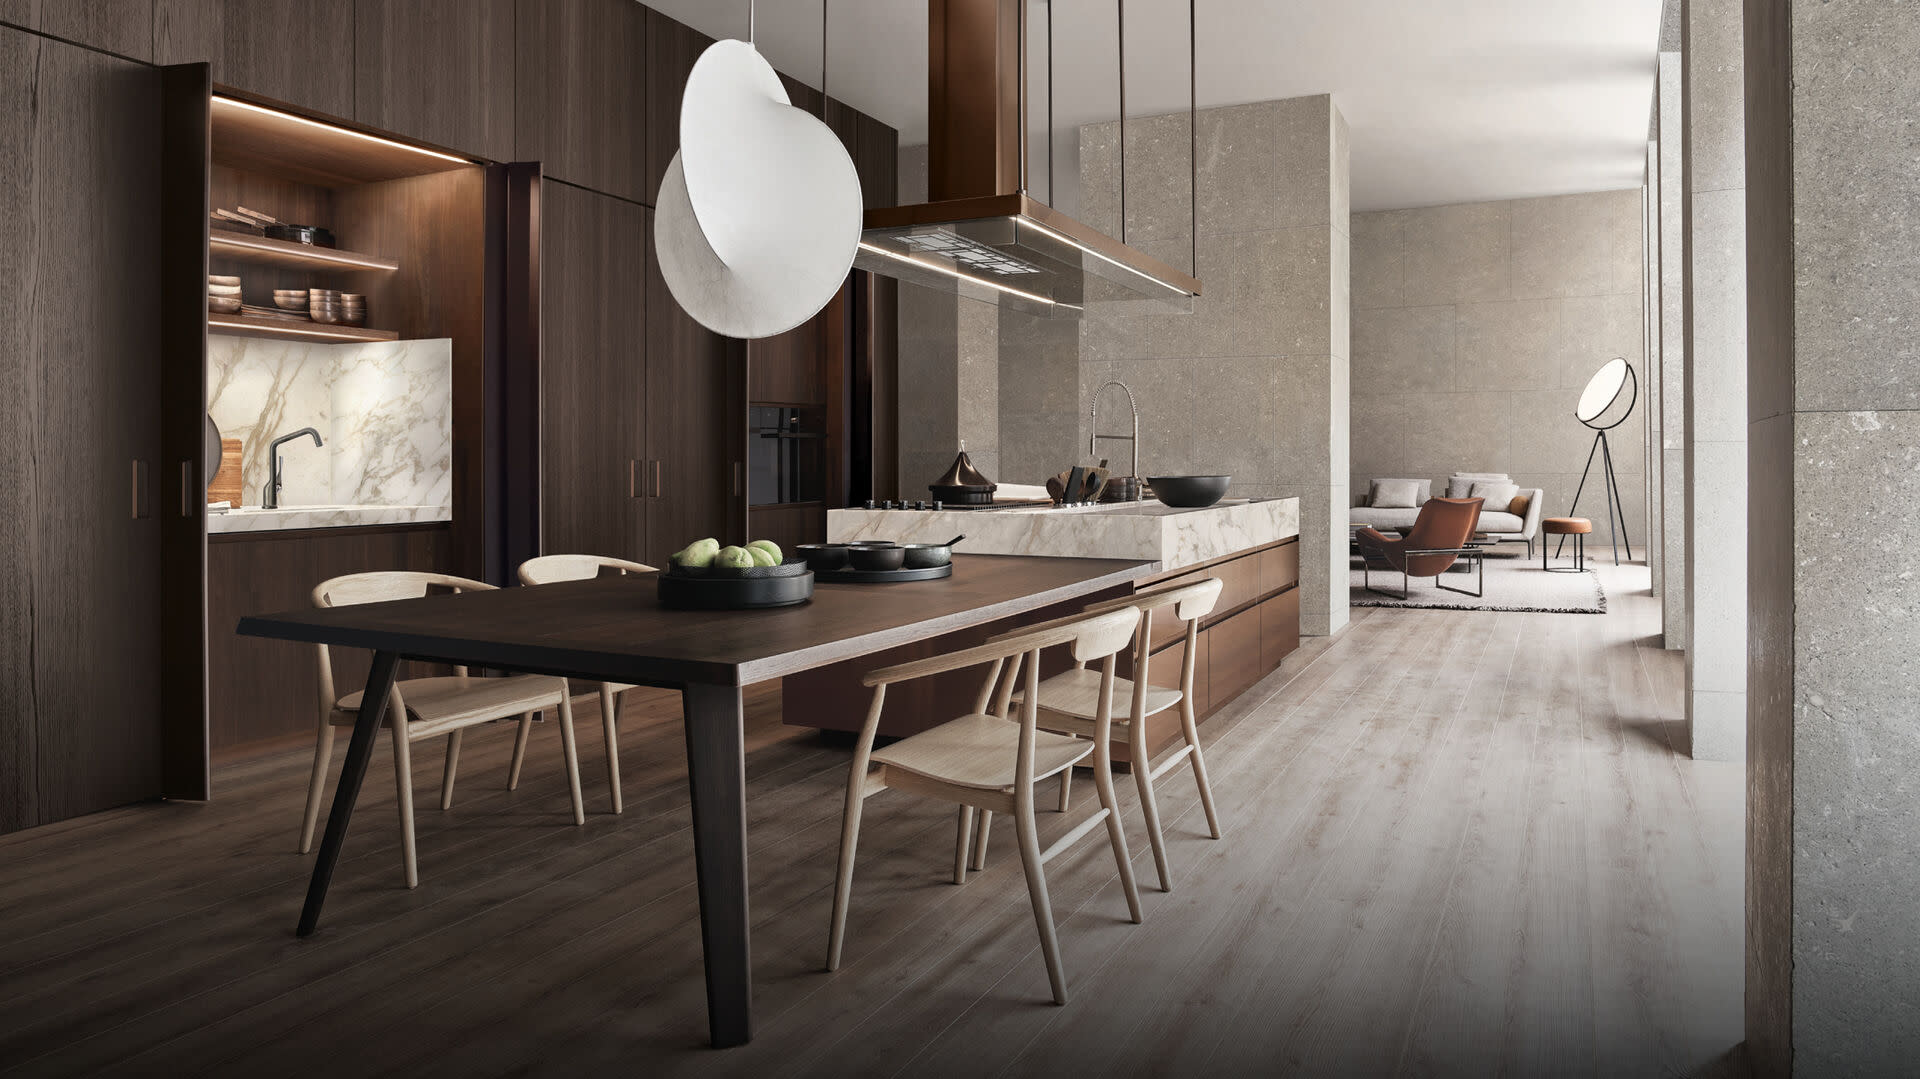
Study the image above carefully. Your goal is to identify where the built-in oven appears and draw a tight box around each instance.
[748,405,826,506]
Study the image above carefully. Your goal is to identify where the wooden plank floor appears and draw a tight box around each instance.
[0,565,1744,1078]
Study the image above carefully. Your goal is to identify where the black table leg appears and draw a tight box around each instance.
[682,681,752,1048]
[297,650,400,937]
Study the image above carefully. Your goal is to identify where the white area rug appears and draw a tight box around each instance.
[1349,554,1607,614]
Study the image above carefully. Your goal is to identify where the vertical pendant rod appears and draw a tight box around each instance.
[1018,0,1028,193]
[747,0,755,45]
[1047,0,1056,204]
[820,0,829,120]
[1117,0,1127,245]
[1190,0,1197,276]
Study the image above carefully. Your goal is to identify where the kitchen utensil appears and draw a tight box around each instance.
[1147,475,1231,508]
[929,445,996,505]
[847,544,906,572]
[209,438,243,505]
[1062,465,1088,505]
[234,205,280,225]
[900,534,964,569]
[269,224,336,247]
[1099,476,1144,502]
[795,543,853,572]
[812,563,953,584]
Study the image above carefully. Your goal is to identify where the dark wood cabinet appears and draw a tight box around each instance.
[155,0,355,118]
[1261,585,1302,670]
[515,0,649,204]
[0,28,166,832]
[643,6,713,205]
[5,0,153,59]
[645,207,747,565]
[1207,607,1264,707]
[207,526,450,749]
[540,181,648,560]
[354,0,515,161]
[748,320,827,406]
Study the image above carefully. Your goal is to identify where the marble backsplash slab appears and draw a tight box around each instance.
[206,334,453,510]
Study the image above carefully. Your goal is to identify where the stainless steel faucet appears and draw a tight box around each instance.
[1087,380,1139,478]
[263,427,324,509]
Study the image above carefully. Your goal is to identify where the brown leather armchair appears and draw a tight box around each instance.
[1355,497,1485,599]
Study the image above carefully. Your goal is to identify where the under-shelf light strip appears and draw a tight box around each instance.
[207,315,384,342]
[210,233,396,270]
[856,241,1059,307]
[214,96,471,165]
[1016,216,1193,297]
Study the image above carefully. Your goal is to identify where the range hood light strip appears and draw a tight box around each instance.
[857,241,1057,307]
[214,96,473,165]
[1016,216,1193,297]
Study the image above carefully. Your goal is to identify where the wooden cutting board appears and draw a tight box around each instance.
[208,438,243,505]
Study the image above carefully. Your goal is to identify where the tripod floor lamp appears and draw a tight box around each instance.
[1560,357,1636,564]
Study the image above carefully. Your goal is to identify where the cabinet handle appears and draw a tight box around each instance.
[653,460,663,498]
[732,461,742,497]
[628,459,638,499]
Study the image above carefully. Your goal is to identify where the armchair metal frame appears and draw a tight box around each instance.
[1363,545,1485,600]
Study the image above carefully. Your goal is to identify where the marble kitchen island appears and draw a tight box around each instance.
[787,497,1302,761]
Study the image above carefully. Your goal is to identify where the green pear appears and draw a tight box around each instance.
[716,545,756,570]
[672,538,721,568]
[748,545,778,567]
[747,540,782,564]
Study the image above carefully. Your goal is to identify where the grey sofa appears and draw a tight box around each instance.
[1350,474,1546,556]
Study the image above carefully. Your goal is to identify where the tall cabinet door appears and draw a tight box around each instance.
[644,208,746,565]
[0,28,166,832]
[539,181,648,561]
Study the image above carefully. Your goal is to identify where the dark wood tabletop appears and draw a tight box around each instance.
[236,554,1154,687]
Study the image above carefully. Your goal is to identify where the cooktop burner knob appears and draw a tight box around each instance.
[882,500,895,510]
[863,500,875,510]
[932,501,943,511]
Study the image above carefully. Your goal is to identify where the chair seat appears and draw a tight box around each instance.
[335,674,568,737]
[872,713,1094,790]
[1014,668,1184,723]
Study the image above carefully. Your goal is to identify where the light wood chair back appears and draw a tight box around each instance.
[516,554,656,586]
[310,571,494,706]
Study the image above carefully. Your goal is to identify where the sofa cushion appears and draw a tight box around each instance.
[1369,479,1422,508]
[1476,510,1525,533]
[1469,480,1519,509]
[1349,506,1422,530]
[1367,477,1431,507]
[1447,471,1510,498]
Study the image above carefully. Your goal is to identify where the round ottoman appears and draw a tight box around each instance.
[1542,517,1592,572]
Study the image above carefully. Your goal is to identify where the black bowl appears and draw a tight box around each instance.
[795,543,852,572]
[1148,475,1231,508]
[899,543,953,569]
[847,545,906,572]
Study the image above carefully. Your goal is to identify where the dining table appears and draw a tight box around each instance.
[236,552,1155,1048]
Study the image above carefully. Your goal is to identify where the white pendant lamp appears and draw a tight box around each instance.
[654,21,863,340]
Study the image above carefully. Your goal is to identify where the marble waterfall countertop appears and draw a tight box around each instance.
[828,497,1299,573]
[208,503,451,534]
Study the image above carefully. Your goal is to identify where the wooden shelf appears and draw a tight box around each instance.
[207,313,399,343]
[210,230,399,272]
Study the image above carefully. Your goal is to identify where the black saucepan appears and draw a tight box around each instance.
[900,534,965,569]
[847,543,906,572]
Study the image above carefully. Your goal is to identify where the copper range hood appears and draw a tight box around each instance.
[853,0,1200,316]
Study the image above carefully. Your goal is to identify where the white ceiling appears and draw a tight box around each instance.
[642,0,1663,212]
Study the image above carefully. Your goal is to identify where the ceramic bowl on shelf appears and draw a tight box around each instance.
[209,274,241,288]
[309,306,343,325]
[208,296,242,314]
[273,290,308,311]
[207,283,242,298]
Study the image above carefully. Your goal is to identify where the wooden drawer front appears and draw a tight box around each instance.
[1259,539,1300,597]
[1207,553,1263,623]
[1208,607,1263,706]
[1261,587,1301,670]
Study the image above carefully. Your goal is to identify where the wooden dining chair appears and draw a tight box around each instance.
[300,571,586,888]
[999,577,1227,893]
[515,554,657,814]
[827,607,1145,1005]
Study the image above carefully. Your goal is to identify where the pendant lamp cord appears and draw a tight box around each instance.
[1117,0,1126,245]
[746,0,755,44]
[1190,0,1197,276]
[821,0,829,120]
[1047,0,1055,204]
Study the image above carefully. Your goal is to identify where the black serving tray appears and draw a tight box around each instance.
[814,563,954,584]
[658,560,814,609]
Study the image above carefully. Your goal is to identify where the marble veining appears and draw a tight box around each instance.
[206,335,453,515]
[829,497,1299,572]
